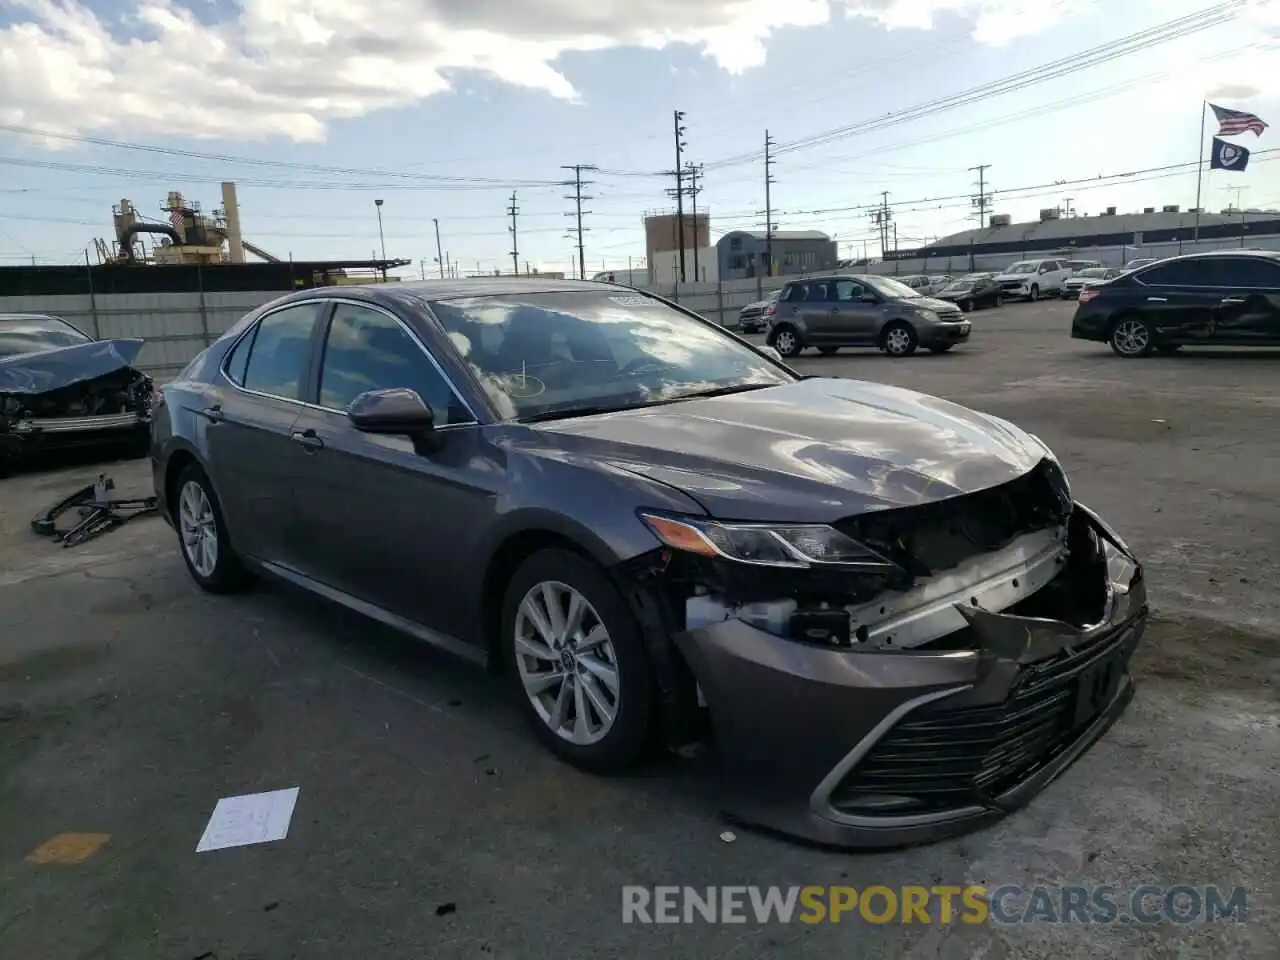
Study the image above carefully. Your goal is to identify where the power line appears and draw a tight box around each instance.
[764,130,777,278]
[970,164,992,225]
[562,164,597,280]
[668,110,689,283]
[685,162,704,282]
[701,2,1244,170]
[507,192,519,275]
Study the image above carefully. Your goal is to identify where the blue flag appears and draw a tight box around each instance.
[1210,136,1250,172]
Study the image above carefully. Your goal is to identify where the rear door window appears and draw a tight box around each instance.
[239,302,325,401]
[1138,259,1220,287]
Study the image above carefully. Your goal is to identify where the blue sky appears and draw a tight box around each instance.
[1,0,1278,274]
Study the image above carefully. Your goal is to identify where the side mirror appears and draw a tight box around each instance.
[760,345,784,364]
[859,293,879,303]
[347,387,435,438]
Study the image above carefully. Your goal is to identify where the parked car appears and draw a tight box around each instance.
[898,274,953,296]
[935,274,1004,312]
[1061,267,1122,300]
[993,259,1071,301]
[765,274,970,358]
[737,289,781,333]
[1123,257,1160,271]
[1070,250,1280,357]
[151,277,1148,848]
[1063,260,1102,276]
[0,313,153,476]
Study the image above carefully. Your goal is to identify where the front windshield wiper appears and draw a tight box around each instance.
[670,382,780,401]
[518,402,648,423]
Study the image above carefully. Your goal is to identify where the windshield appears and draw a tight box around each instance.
[428,291,794,420]
[1004,262,1037,275]
[0,316,93,358]
[862,276,921,299]
[1077,268,1109,278]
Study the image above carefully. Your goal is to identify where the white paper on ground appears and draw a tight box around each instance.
[196,787,300,853]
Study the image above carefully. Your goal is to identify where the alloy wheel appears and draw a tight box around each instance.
[774,329,797,355]
[178,480,219,578]
[514,581,621,746]
[884,326,914,356]
[1112,318,1151,357]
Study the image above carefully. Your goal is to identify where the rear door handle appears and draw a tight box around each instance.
[1220,297,1246,304]
[1145,297,1167,303]
[200,404,224,423]
[291,429,324,452]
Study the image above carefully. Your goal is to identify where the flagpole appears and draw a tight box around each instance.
[1194,100,1207,243]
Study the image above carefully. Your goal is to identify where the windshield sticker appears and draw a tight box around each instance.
[608,296,650,307]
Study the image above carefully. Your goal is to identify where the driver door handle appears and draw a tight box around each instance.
[1220,297,1246,304]
[291,429,324,452]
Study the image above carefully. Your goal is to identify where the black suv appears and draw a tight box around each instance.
[1071,250,1280,357]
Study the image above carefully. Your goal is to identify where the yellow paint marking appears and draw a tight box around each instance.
[25,833,111,864]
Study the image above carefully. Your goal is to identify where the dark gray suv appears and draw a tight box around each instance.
[152,278,1146,848]
[765,274,971,358]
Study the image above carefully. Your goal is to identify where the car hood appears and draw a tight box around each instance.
[994,272,1036,282]
[519,378,1047,522]
[904,296,959,312]
[0,338,146,395]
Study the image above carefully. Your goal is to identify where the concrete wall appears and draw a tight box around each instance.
[649,247,718,284]
[0,289,282,380]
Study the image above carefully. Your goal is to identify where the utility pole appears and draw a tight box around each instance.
[969,164,992,226]
[869,191,892,259]
[562,163,597,283]
[507,192,519,276]
[764,130,776,279]
[433,218,444,278]
[672,110,688,283]
[686,162,704,282]
[1060,197,1075,218]
[1225,186,1247,247]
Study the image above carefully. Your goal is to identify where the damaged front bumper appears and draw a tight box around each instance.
[672,501,1147,849]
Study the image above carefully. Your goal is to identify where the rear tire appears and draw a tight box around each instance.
[881,321,919,357]
[1109,316,1155,358]
[958,300,973,313]
[501,549,656,773]
[173,463,252,593]
[770,325,803,358]
[1029,284,1040,302]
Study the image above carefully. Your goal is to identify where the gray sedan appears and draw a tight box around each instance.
[151,278,1147,848]
[765,274,971,357]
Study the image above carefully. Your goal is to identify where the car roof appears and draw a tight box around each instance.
[1150,249,1280,262]
[260,277,661,316]
[0,313,63,322]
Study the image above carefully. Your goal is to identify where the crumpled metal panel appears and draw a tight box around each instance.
[0,339,146,396]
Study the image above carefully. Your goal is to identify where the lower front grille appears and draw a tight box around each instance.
[830,619,1141,816]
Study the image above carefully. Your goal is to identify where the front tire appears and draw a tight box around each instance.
[174,463,251,593]
[1029,284,1040,302]
[770,325,803,358]
[881,321,919,357]
[501,549,656,773]
[958,299,973,313]
[1109,316,1155,358]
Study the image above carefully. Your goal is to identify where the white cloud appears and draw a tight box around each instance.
[845,0,1093,46]
[0,0,1187,145]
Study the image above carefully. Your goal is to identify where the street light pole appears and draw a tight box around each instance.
[374,199,387,279]
[433,218,445,278]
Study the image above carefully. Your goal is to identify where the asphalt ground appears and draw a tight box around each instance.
[1,299,1276,959]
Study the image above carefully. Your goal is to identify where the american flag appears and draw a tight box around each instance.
[1210,103,1268,137]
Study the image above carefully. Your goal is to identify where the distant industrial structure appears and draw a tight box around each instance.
[903,204,1280,263]
[716,230,838,281]
[643,210,712,283]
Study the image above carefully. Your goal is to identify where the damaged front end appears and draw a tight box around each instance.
[625,459,1147,848]
[0,338,154,470]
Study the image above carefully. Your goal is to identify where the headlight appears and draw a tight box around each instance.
[915,308,937,320]
[638,512,897,570]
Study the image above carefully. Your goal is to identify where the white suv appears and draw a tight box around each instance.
[993,259,1070,301]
